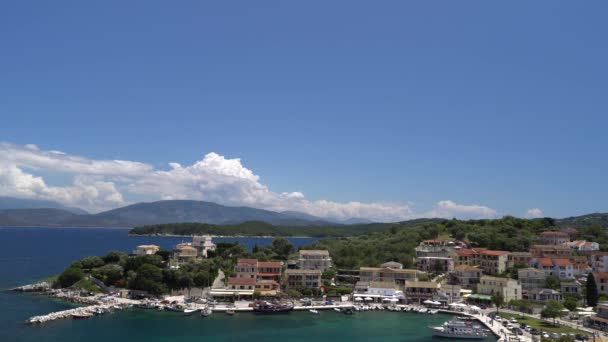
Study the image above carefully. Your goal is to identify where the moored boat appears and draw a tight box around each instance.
[430,320,487,339]
[253,301,294,314]
[309,309,319,315]
[201,308,212,317]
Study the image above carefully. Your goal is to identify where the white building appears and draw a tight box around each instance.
[132,244,160,256]
[192,235,216,257]
[297,250,332,272]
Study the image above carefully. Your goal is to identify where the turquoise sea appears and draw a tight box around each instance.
[0,227,497,342]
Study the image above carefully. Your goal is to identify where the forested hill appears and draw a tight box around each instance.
[557,213,608,229]
[304,216,608,270]
[128,219,441,237]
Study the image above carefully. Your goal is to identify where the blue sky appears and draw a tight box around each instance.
[1,1,607,219]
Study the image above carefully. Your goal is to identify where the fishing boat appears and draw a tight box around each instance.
[309,309,319,315]
[430,320,487,339]
[252,301,294,314]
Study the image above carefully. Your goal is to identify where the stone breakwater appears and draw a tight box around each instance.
[27,304,124,324]
[12,281,53,292]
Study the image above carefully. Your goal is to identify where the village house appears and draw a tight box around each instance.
[173,243,198,263]
[227,277,256,291]
[296,250,332,272]
[453,248,510,275]
[530,245,573,258]
[539,231,570,245]
[416,257,454,273]
[593,273,608,297]
[588,252,608,272]
[530,258,574,280]
[508,252,532,268]
[230,259,283,295]
[359,267,423,285]
[284,269,322,289]
[526,288,563,302]
[368,281,402,297]
[518,268,547,290]
[192,235,216,257]
[132,244,160,256]
[234,259,258,279]
[448,265,483,289]
[566,240,599,252]
[415,239,463,258]
[477,276,522,303]
[438,283,462,303]
[405,280,440,304]
[561,281,582,296]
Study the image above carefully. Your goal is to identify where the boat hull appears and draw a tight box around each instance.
[432,331,486,339]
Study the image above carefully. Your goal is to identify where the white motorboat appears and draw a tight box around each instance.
[200,308,212,317]
[184,308,198,315]
[430,320,487,339]
[309,309,319,315]
[334,308,341,312]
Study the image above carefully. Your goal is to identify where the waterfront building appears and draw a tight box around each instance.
[254,280,280,296]
[416,257,454,273]
[192,235,216,257]
[368,281,402,297]
[132,244,160,256]
[227,277,256,291]
[530,258,574,280]
[296,250,332,272]
[539,231,570,246]
[448,265,483,289]
[453,248,509,275]
[518,268,547,290]
[530,245,573,258]
[257,261,283,282]
[359,266,423,285]
[526,288,563,302]
[234,259,258,279]
[415,239,463,258]
[585,304,608,331]
[508,252,532,268]
[438,284,462,303]
[284,269,322,289]
[477,276,522,303]
[404,281,440,304]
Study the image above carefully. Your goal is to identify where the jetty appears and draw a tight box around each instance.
[27,304,122,324]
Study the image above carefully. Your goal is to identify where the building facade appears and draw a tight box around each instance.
[284,269,322,289]
[133,244,160,256]
[359,267,423,284]
[518,268,547,290]
[477,276,522,303]
[539,231,569,246]
[449,265,482,289]
[530,258,574,280]
[453,248,509,275]
[416,257,454,273]
[297,250,332,272]
[405,281,440,304]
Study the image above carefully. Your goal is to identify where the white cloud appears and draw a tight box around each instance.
[0,142,499,221]
[525,208,544,218]
[423,200,498,219]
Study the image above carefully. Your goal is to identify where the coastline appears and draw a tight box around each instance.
[127,233,316,238]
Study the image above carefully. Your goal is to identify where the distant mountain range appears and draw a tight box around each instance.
[0,198,349,227]
[0,196,605,229]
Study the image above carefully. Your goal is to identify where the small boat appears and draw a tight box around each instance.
[184,308,198,315]
[429,309,439,315]
[342,308,354,315]
[253,301,294,314]
[166,304,185,312]
[201,308,212,317]
[334,307,342,312]
[309,309,319,315]
[72,313,93,320]
[226,309,235,316]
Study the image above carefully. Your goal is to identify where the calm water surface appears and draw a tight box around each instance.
[0,227,496,342]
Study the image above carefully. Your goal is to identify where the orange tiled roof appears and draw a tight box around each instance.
[553,258,572,267]
[480,250,509,256]
[594,272,608,280]
[538,258,554,267]
[228,277,257,285]
[257,261,282,268]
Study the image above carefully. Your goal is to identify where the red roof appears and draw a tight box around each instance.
[257,261,282,268]
[538,258,553,267]
[228,277,257,285]
[594,272,608,280]
[553,258,572,267]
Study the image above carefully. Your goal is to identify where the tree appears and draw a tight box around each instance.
[492,292,504,312]
[130,263,166,295]
[272,238,294,259]
[544,275,561,290]
[432,260,445,274]
[80,256,105,269]
[58,267,85,288]
[103,250,126,264]
[563,298,577,312]
[541,300,564,324]
[587,273,599,307]
[92,264,124,286]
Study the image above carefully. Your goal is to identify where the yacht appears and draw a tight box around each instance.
[430,320,487,339]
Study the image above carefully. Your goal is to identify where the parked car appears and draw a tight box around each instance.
[550,333,560,339]
[510,318,517,323]
[494,315,502,322]
[530,328,540,335]
[512,328,523,335]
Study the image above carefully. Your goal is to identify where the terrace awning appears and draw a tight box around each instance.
[466,294,492,301]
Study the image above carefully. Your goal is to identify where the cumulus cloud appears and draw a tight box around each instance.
[423,200,498,219]
[0,142,498,221]
[525,208,544,218]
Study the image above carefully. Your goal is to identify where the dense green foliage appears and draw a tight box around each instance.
[129,220,430,237]
[303,216,558,269]
[557,213,608,229]
[57,267,85,288]
[541,300,565,323]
